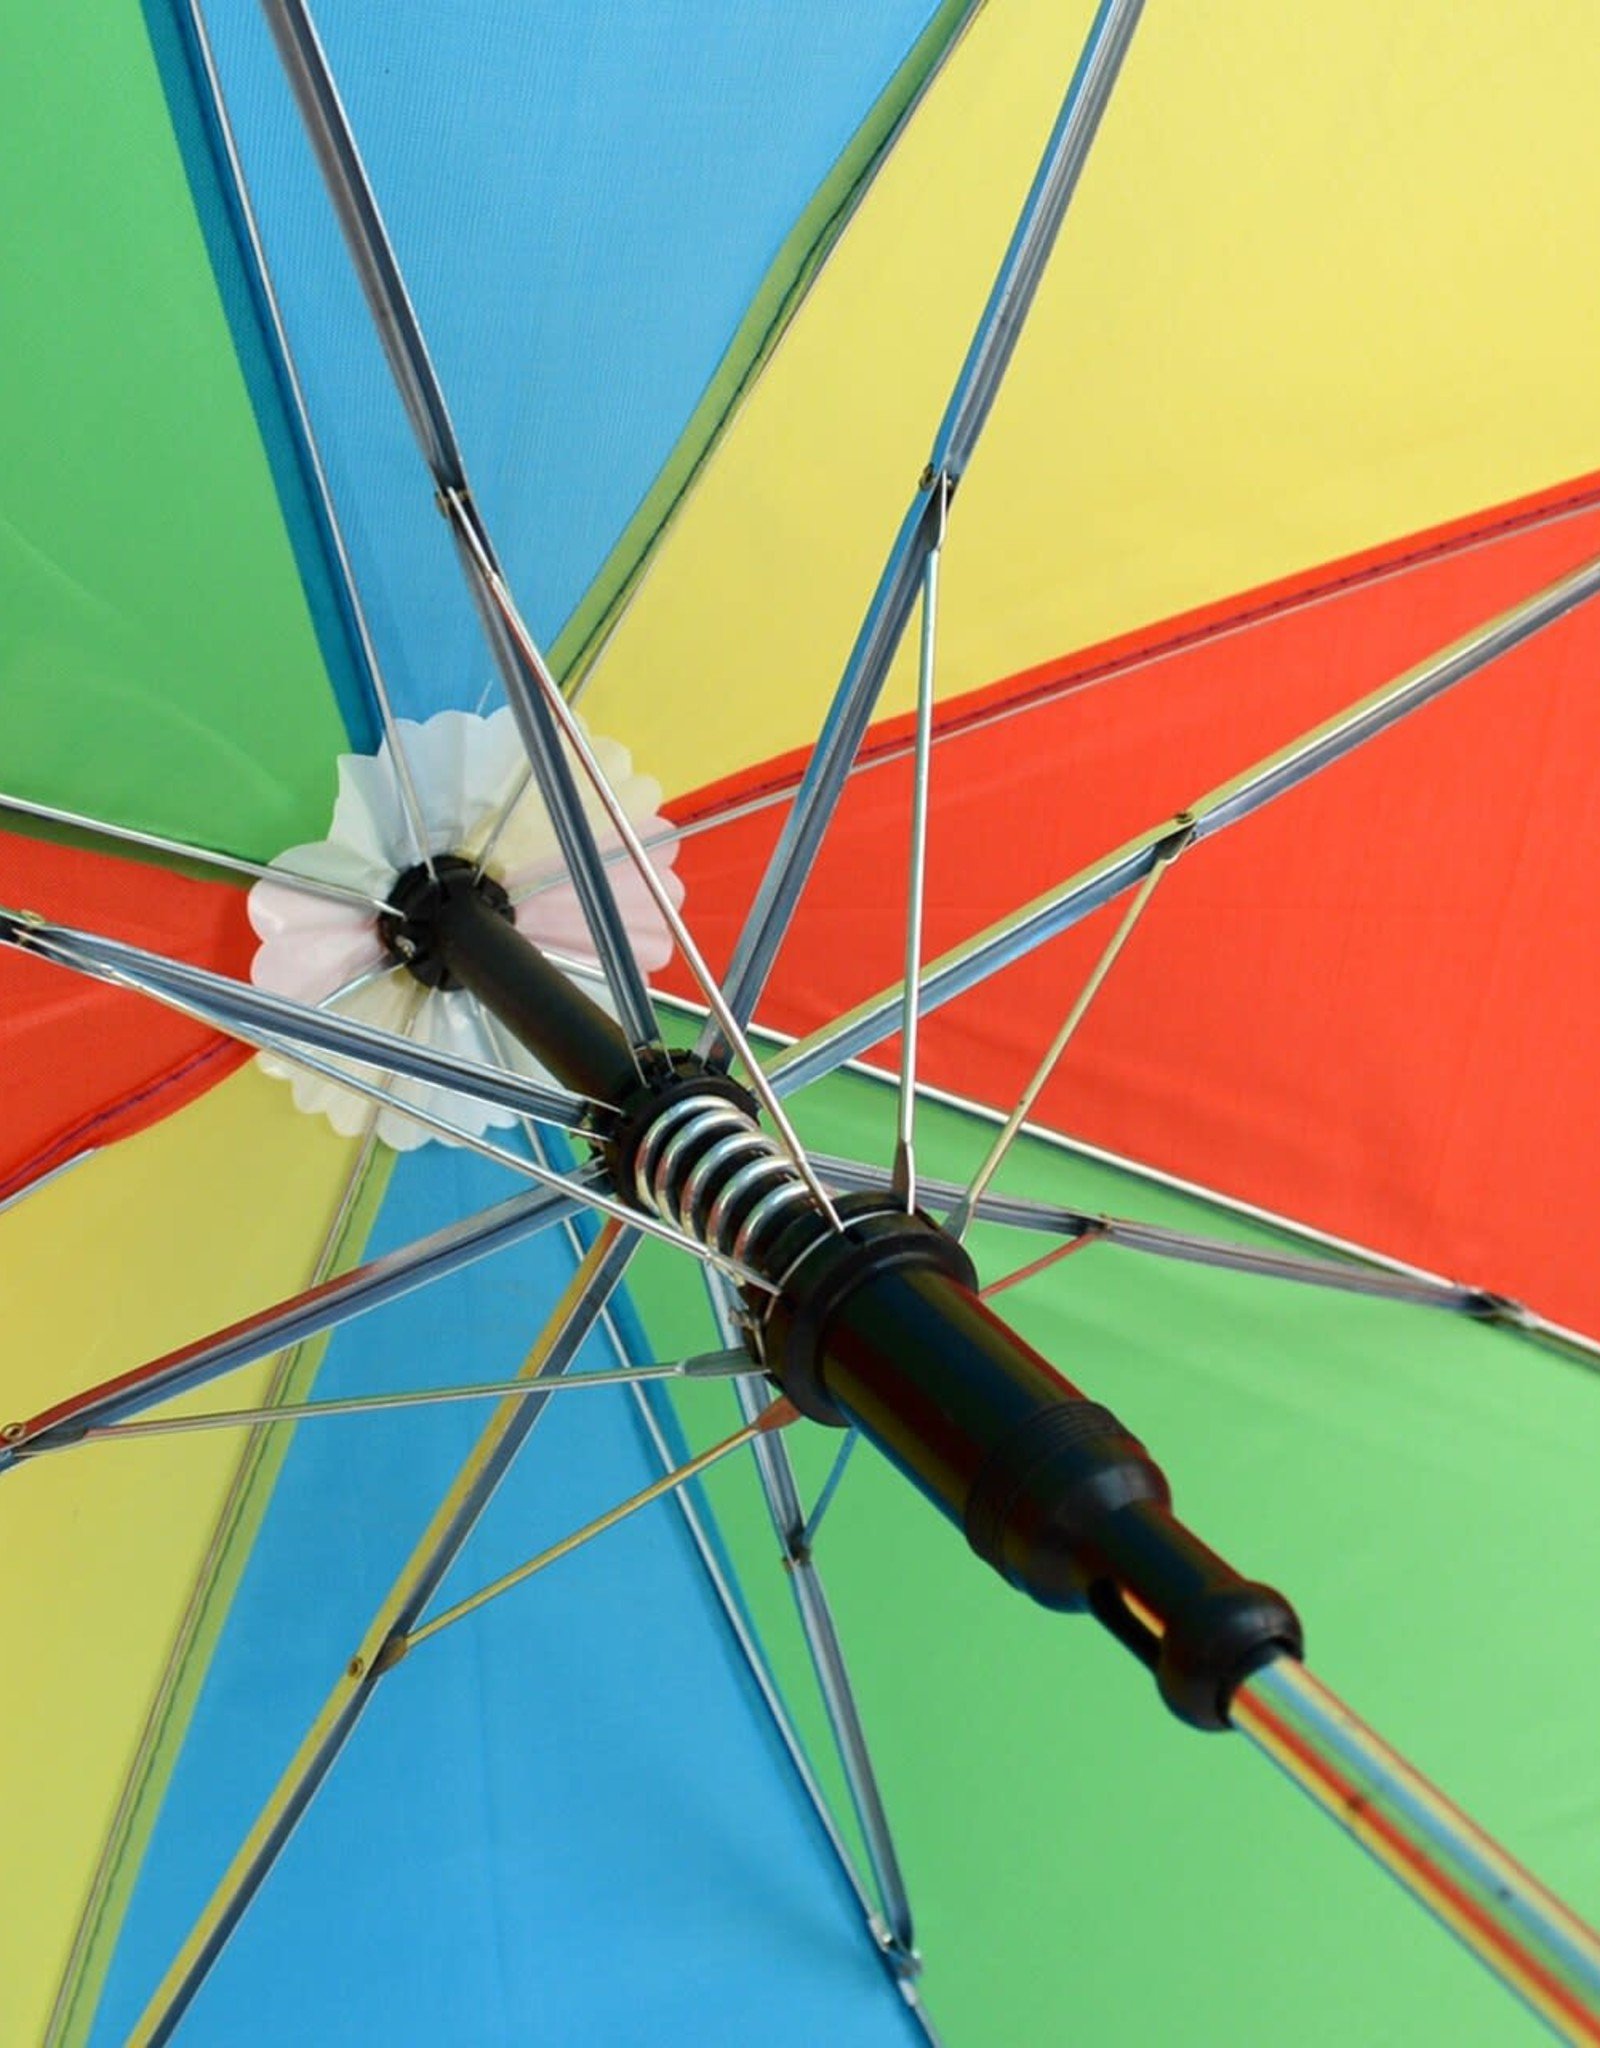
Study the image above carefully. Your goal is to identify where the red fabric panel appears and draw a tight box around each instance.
[0,834,252,1202]
[662,472,1600,1335]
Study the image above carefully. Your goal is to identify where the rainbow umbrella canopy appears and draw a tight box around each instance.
[6,1,1600,2042]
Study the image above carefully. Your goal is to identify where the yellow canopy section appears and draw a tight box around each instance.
[586,0,1600,799]
[0,1074,359,2046]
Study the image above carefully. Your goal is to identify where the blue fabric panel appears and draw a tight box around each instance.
[92,1147,923,2046]
[195,0,943,721]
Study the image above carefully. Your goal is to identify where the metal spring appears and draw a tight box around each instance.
[632,1094,815,1270]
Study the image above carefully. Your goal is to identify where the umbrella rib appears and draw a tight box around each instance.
[3,1179,596,1455]
[892,481,948,1212]
[946,827,1187,1240]
[26,1350,758,1451]
[127,1225,638,2048]
[704,1271,921,1972]
[0,790,391,913]
[183,0,435,871]
[698,0,1147,1066]
[811,1155,1496,1315]
[769,543,1600,1098]
[0,918,765,1299]
[798,1428,859,1554]
[621,1381,941,2028]
[448,505,844,1233]
[0,911,594,1130]
[261,0,658,1057]
[210,1020,769,1288]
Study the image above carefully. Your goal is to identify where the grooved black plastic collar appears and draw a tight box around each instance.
[758,1194,979,1426]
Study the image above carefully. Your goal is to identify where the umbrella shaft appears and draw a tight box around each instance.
[1232,1657,1600,2044]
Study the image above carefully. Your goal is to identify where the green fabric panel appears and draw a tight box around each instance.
[642,1061,1600,2045]
[2,3,347,862]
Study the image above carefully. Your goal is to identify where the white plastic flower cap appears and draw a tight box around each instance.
[248,708,683,1150]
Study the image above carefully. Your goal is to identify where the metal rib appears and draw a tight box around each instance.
[184,0,434,870]
[262,0,658,1048]
[3,1179,596,1456]
[25,1351,757,1450]
[893,497,945,1211]
[947,833,1182,1239]
[769,544,1600,1098]
[625,1380,931,2010]
[447,507,842,1226]
[799,1429,860,1553]
[129,1226,637,2047]
[0,790,389,912]
[709,1277,919,1971]
[0,930,760,1289]
[928,0,1146,481]
[1,913,592,1129]
[402,1399,796,1653]
[261,0,466,486]
[701,0,1146,1060]
[445,528,661,1056]
[809,1155,1485,1314]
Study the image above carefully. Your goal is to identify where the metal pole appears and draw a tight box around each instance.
[1232,1657,1600,2044]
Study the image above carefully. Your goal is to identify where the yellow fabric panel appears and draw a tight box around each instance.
[0,1072,357,2046]
[586,1,1600,799]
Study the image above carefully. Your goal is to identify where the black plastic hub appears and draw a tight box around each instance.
[380,855,516,991]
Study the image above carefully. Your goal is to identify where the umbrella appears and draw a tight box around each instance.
[4,1,1600,2042]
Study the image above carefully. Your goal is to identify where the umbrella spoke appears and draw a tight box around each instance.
[398,1397,798,1654]
[0,789,391,913]
[892,482,948,1212]
[946,827,1187,1240]
[262,0,659,1055]
[979,1235,1098,1301]
[449,510,844,1232]
[798,1428,859,1554]
[701,0,1147,1064]
[3,1177,595,1454]
[812,1154,1497,1316]
[622,1381,937,2027]
[769,543,1600,1099]
[704,1272,920,1972]
[0,910,595,1131]
[181,0,435,874]
[128,1224,638,2048]
[30,1350,757,1450]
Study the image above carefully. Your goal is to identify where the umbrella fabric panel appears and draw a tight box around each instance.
[195,0,965,725]
[0,834,257,1201]
[87,1143,926,2048]
[582,0,1600,804]
[0,1070,359,2048]
[3,0,355,860]
[658,473,1600,1339]
[652,1067,1600,2045]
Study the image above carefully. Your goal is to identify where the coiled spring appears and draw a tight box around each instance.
[632,1093,816,1271]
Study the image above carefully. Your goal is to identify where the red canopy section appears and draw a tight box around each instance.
[664,474,1600,1335]
[0,835,251,1202]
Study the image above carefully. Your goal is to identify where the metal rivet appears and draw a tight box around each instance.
[346,1655,365,1679]
[1,1422,24,1443]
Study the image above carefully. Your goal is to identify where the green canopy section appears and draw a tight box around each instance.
[1,0,353,863]
[645,1060,1600,2045]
